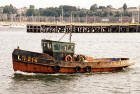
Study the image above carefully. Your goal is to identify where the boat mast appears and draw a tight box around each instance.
[70,24,72,43]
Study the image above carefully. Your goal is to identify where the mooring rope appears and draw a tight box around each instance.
[58,33,67,41]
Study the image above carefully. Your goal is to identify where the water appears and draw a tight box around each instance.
[0,27,140,94]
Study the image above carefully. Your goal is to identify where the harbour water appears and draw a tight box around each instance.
[0,27,140,94]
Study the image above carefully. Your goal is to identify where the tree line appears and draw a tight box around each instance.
[2,3,132,17]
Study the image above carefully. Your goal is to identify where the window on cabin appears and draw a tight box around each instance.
[47,43,51,49]
[43,43,46,47]
[68,45,72,51]
[54,44,60,50]
[62,45,67,51]
[71,45,74,51]
[43,42,48,47]
[68,45,74,51]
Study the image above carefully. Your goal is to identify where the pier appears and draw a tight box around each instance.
[27,23,140,33]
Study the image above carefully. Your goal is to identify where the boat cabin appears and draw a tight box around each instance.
[41,39,75,61]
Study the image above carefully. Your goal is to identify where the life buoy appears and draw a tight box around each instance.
[84,66,92,72]
[65,55,73,62]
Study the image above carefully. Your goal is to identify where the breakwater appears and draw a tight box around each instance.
[27,23,140,33]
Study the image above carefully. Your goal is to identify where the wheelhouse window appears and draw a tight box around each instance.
[43,43,46,47]
[62,45,67,51]
[68,45,74,51]
[47,43,52,49]
[54,44,60,50]
[43,42,52,49]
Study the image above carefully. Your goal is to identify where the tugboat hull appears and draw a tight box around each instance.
[12,49,134,73]
[13,61,128,73]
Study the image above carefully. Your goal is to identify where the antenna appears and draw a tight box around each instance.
[71,11,73,23]
[58,25,72,42]
[138,6,140,23]
[121,8,123,23]
[58,33,67,41]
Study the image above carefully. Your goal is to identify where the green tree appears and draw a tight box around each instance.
[99,6,106,11]
[59,5,77,12]
[59,5,77,17]
[102,11,109,17]
[107,5,112,9]
[123,3,127,12]
[77,10,86,17]
[123,11,132,17]
[30,5,35,9]
[26,5,37,16]
[90,4,97,12]
[109,12,113,16]
[40,8,61,17]
[87,11,94,16]
[3,4,17,14]
[114,11,121,17]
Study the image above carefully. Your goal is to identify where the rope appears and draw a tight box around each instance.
[58,33,67,41]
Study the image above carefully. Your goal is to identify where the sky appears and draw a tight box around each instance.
[1,0,140,9]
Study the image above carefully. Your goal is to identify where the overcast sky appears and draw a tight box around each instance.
[1,0,140,9]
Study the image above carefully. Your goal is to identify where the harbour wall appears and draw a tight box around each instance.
[27,23,140,33]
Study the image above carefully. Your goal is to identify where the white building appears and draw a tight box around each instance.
[17,7,27,15]
[0,7,3,14]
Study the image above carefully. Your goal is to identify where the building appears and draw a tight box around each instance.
[111,8,119,12]
[0,7,3,14]
[17,7,27,15]
[127,7,138,12]
[0,14,8,21]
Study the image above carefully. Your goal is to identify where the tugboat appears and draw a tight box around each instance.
[12,40,135,73]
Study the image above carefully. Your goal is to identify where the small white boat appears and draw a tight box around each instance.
[10,24,26,28]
